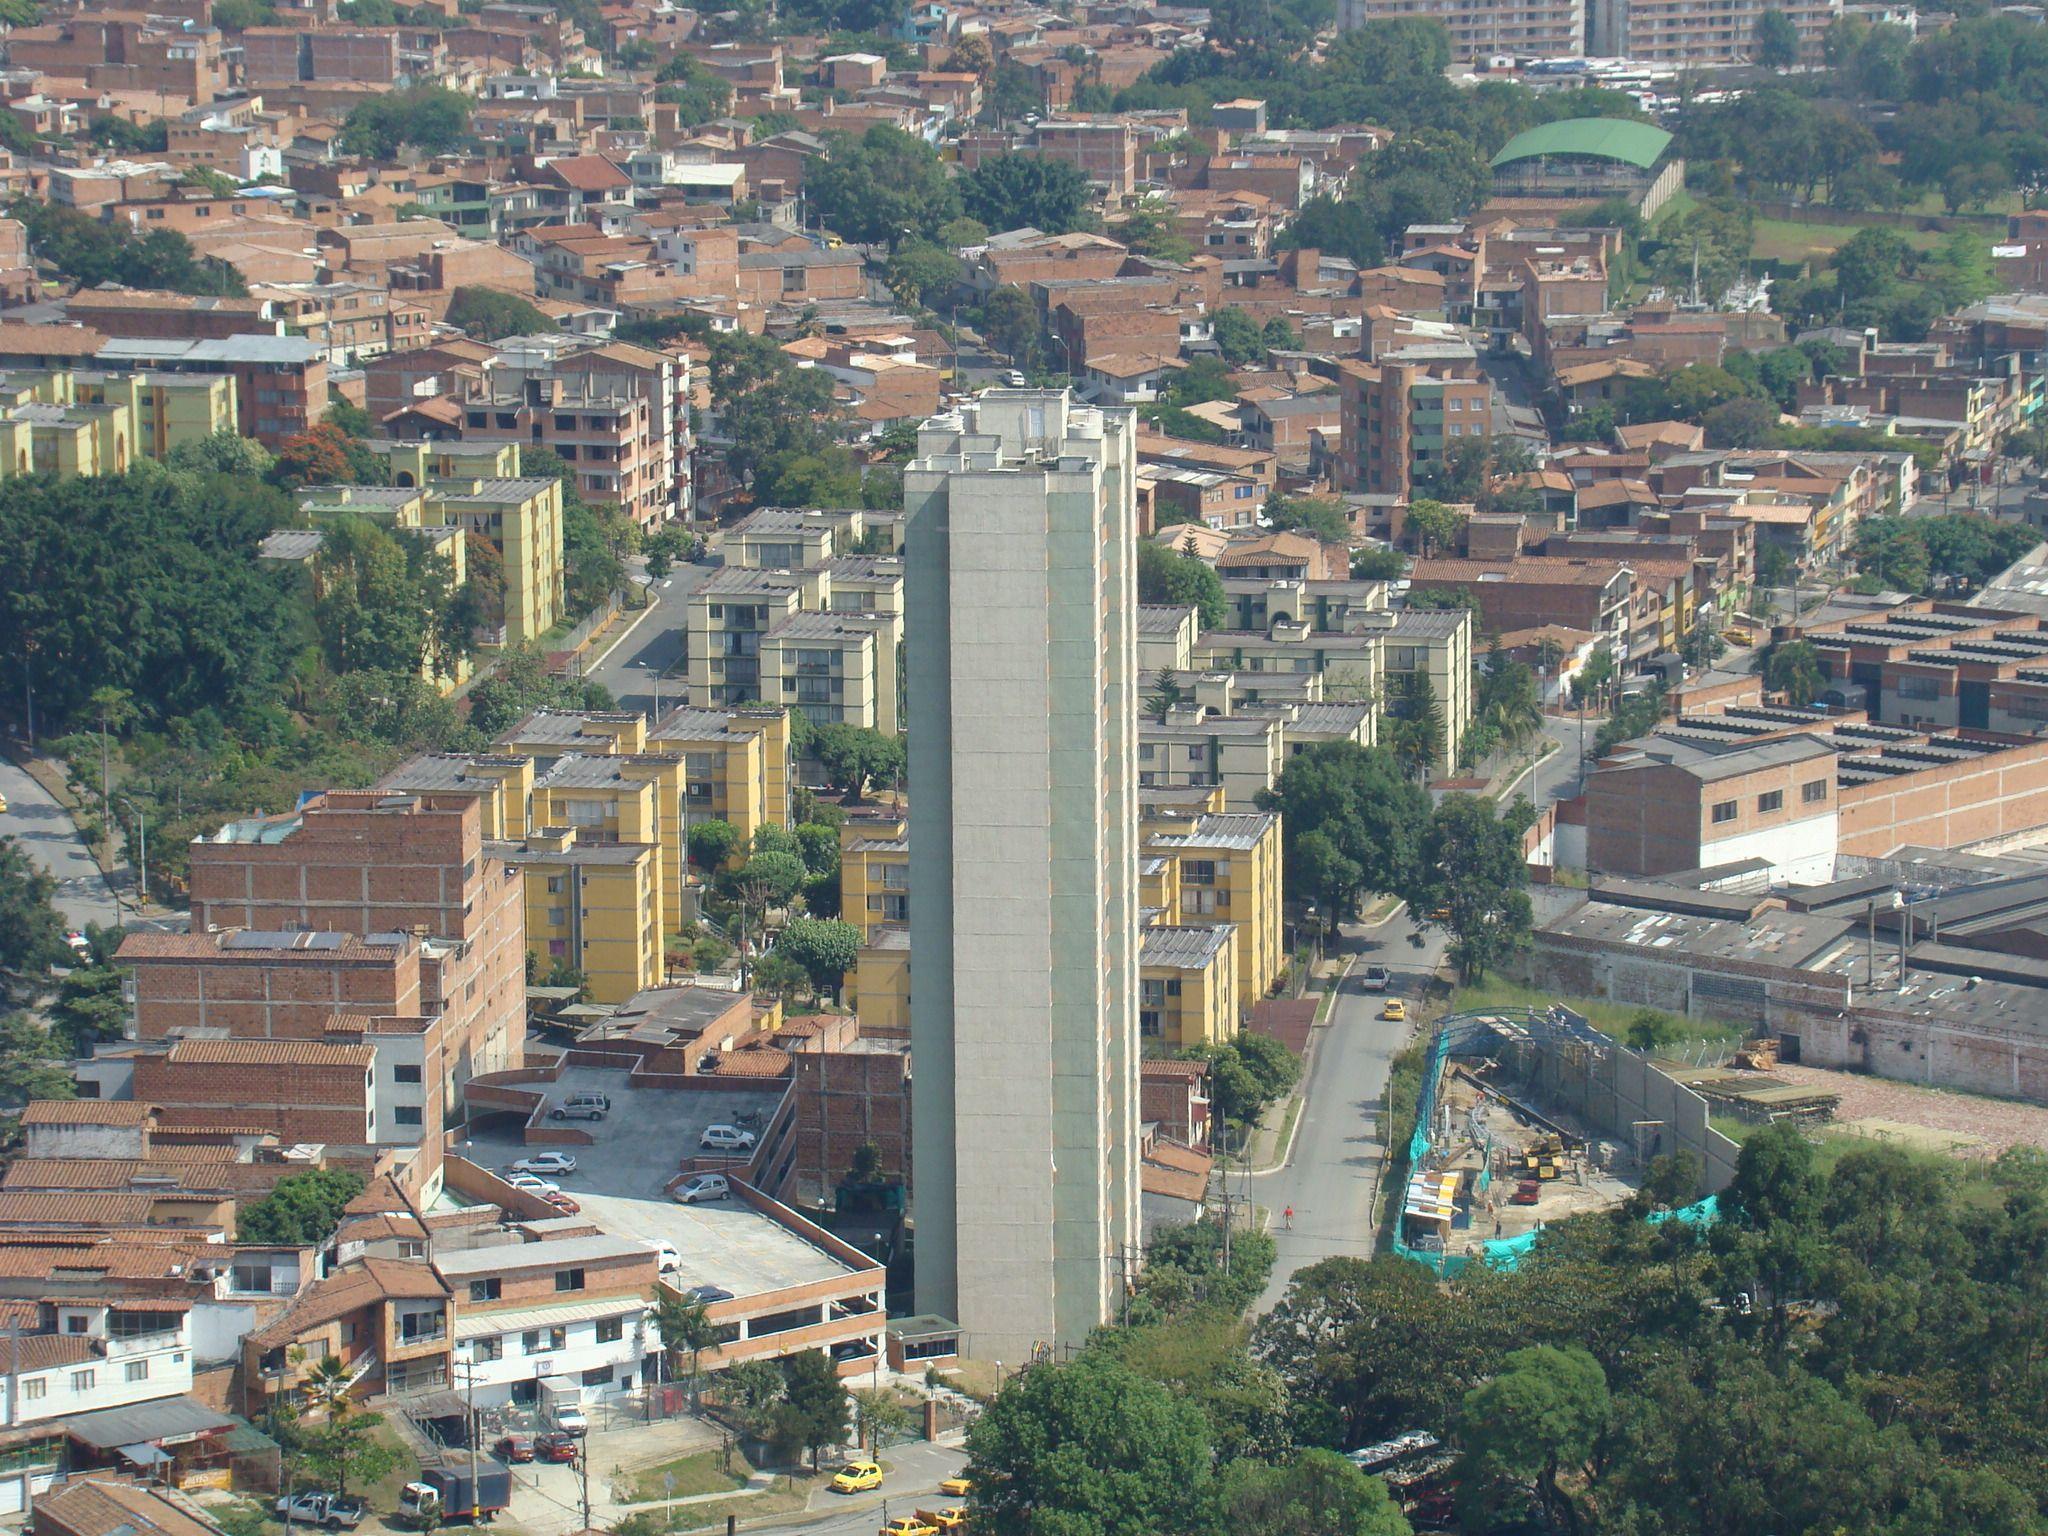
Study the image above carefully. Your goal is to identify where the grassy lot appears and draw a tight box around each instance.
[1711,1114,2009,1210]
[644,1478,814,1534]
[625,1448,751,1504]
[1751,214,1952,265]
[1448,977,1745,1048]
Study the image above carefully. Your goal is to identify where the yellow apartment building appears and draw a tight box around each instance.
[1142,807,1285,1011]
[838,808,909,942]
[1139,923,1239,1049]
[721,505,902,570]
[849,926,910,1037]
[687,560,905,734]
[495,825,662,1003]
[376,754,537,838]
[0,366,237,478]
[76,370,238,456]
[360,439,567,644]
[650,705,792,839]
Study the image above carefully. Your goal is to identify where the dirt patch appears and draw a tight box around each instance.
[1770,1064,2048,1159]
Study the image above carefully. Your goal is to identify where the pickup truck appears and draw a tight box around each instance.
[1361,964,1390,993]
[275,1493,367,1529]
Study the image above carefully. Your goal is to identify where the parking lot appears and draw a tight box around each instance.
[455,1067,847,1297]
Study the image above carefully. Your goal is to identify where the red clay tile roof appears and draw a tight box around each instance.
[165,1039,375,1069]
[19,1101,153,1127]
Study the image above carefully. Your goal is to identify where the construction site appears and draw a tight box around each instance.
[1397,1008,1647,1272]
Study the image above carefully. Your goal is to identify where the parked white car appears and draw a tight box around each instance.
[510,1153,578,1176]
[699,1125,757,1153]
[672,1173,731,1205]
[505,1174,559,1196]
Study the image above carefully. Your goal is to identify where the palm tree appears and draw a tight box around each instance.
[301,1353,354,1417]
[656,1293,720,1407]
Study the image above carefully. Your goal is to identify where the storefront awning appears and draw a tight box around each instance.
[62,1397,233,1452]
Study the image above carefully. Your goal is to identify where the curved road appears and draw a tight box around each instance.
[0,755,121,931]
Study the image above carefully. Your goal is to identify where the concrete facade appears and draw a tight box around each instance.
[904,390,1141,1359]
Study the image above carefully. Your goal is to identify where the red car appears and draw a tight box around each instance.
[536,1433,579,1464]
[492,1434,534,1464]
[543,1192,582,1215]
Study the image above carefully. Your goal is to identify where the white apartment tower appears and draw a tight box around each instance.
[903,390,1142,1359]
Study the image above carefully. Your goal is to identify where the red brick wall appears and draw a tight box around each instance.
[131,1055,372,1142]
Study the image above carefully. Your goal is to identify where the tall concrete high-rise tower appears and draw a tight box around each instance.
[903,390,1141,1359]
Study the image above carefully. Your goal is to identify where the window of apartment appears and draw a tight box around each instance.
[470,1279,501,1303]
[124,1361,148,1384]
[1183,859,1216,886]
[1803,779,1829,803]
[596,1317,624,1344]
[547,906,567,927]
[71,1371,94,1392]
[1757,790,1784,813]
[524,1327,567,1354]
[547,876,565,894]
[472,1337,503,1363]
[393,1064,422,1084]
[20,1378,43,1402]
[394,1106,423,1127]
[1710,800,1737,824]
[555,1268,586,1293]
[1897,675,1940,701]
[549,939,567,957]
[63,1316,87,1335]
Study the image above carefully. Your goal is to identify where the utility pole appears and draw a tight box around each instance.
[577,1439,592,1533]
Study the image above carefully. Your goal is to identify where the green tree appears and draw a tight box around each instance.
[1351,546,1406,581]
[1415,794,1535,982]
[297,1408,399,1497]
[1385,671,1445,781]
[48,966,127,1056]
[655,1291,720,1404]
[1276,196,1380,267]
[811,723,905,800]
[1117,198,1195,262]
[686,819,739,872]
[1455,1345,1609,1533]
[1755,8,1800,67]
[850,1387,912,1454]
[773,917,861,998]
[778,1348,849,1469]
[1763,638,1824,706]
[1266,494,1350,544]
[337,86,471,159]
[1215,1449,1412,1536]
[961,152,1093,235]
[1260,743,1430,934]
[0,840,67,997]
[807,125,958,245]
[883,239,964,310]
[1137,540,1227,628]
[311,515,441,677]
[0,1013,75,1104]
[966,1353,1214,1536]
[979,285,1044,371]
[235,1168,367,1245]
[445,286,553,341]
[1212,307,1268,366]
[735,850,806,908]
[1403,498,1463,556]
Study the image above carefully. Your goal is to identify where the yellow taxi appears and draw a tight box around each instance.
[832,1461,884,1494]
[878,1520,933,1536]
[937,1476,973,1499]
[1427,906,1451,923]
[924,1510,967,1532]
[1380,999,1406,1022]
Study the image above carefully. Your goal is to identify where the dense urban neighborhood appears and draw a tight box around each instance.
[2,0,2048,1531]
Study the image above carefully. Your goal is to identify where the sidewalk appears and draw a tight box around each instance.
[1245,951,1353,1174]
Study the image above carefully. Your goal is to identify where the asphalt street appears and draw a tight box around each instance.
[734,1441,969,1536]
[583,560,717,716]
[1254,907,1449,1311]
[0,754,121,931]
